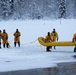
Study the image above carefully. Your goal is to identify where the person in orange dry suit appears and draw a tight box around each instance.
[2,29,9,48]
[0,30,2,48]
[50,28,59,49]
[45,32,52,52]
[72,33,76,52]
[13,29,21,47]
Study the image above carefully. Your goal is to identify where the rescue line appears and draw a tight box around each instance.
[38,37,76,46]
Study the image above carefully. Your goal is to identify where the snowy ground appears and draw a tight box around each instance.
[0,19,76,72]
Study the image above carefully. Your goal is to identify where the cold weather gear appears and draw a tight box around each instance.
[45,35,51,43]
[0,31,2,48]
[0,31,2,42]
[73,33,76,42]
[13,29,21,47]
[45,32,52,43]
[72,33,76,51]
[13,31,21,42]
[2,30,9,48]
[45,32,52,52]
[50,29,59,49]
[14,42,20,47]
[50,31,58,42]
[2,32,8,45]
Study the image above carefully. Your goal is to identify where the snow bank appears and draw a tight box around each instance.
[0,19,76,72]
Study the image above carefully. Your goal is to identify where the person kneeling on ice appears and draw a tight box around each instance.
[45,32,52,52]
[2,29,9,48]
[13,29,21,47]
[72,33,76,52]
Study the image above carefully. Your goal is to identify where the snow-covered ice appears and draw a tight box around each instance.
[0,19,76,72]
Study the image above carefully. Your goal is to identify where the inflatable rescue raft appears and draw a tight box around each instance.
[38,37,76,46]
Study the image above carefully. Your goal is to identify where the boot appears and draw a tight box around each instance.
[54,46,56,49]
[14,42,16,47]
[0,42,1,48]
[6,43,9,48]
[18,42,20,47]
[0,46,1,49]
[50,46,52,49]
[46,47,51,52]
[3,44,5,48]
[74,47,76,52]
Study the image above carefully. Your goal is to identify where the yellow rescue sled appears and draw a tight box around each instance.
[38,37,76,46]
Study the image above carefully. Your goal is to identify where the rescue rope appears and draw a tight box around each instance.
[8,38,42,48]
[30,38,38,44]
[21,38,42,48]
[34,42,42,48]
[20,38,38,46]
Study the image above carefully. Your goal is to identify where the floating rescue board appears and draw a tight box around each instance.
[38,37,76,46]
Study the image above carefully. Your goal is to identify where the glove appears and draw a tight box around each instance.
[57,38,58,41]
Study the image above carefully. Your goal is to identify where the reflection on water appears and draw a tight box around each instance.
[0,62,76,75]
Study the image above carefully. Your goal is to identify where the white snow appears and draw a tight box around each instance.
[0,19,76,72]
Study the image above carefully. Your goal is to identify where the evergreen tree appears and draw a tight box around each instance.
[9,0,14,14]
[1,0,7,18]
[0,0,14,19]
[0,0,76,20]
[59,0,66,18]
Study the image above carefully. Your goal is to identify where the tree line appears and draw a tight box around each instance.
[0,0,76,20]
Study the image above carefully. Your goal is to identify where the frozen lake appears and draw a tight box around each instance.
[0,20,76,72]
[0,62,76,75]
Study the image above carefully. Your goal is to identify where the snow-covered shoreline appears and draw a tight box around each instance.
[0,19,76,72]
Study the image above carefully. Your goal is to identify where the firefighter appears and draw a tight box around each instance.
[50,28,58,49]
[72,33,76,52]
[2,29,9,48]
[45,32,52,52]
[13,29,21,47]
[0,30,2,48]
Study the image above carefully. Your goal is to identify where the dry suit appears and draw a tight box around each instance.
[2,30,9,48]
[0,30,2,48]
[50,29,58,49]
[45,32,52,52]
[72,33,76,52]
[13,29,21,47]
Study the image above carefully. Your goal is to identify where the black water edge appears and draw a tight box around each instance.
[0,62,76,75]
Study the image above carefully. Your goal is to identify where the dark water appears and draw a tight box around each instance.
[0,62,76,75]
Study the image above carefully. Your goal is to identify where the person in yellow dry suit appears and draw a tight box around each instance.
[2,29,9,48]
[50,28,59,49]
[72,33,76,52]
[13,29,21,47]
[0,30,2,48]
[45,32,52,52]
